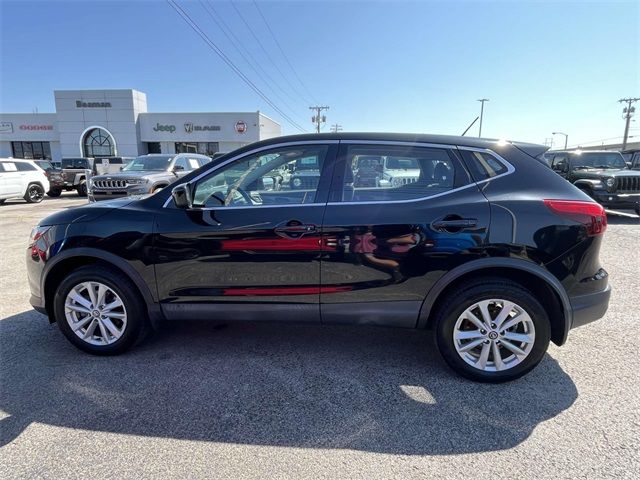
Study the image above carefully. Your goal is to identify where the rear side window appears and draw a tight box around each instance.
[461,150,508,181]
[16,162,37,171]
[332,144,468,203]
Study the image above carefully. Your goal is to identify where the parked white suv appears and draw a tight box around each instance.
[0,158,50,204]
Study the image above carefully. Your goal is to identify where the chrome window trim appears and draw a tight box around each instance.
[195,202,327,211]
[161,140,514,208]
[162,140,339,208]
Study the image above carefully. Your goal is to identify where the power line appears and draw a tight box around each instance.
[251,0,317,104]
[198,0,306,125]
[166,0,306,133]
[230,0,310,106]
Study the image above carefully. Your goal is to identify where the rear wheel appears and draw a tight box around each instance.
[434,279,550,382]
[24,183,45,203]
[53,266,148,355]
[47,188,62,197]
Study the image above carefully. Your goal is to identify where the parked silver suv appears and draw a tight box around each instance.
[88,153,211,202]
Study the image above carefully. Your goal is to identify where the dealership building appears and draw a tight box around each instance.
[0,89,281,161]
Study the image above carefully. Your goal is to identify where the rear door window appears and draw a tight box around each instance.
[16,162,37,171]
[330,144,469,203]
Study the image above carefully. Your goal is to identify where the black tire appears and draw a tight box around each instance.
[77,180,87,197]
[151,184,167,193]
[0,199,5,204]
[24,183,45,203]
[53,265,148,355]
[47,188,62,198]
[434,278,551,383]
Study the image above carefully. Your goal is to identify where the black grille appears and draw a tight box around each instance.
[617,176,640,192]
[94,179,128,189]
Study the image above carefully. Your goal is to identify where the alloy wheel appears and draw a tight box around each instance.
[28,185,44,202]
[453,299,536,372]
[64,281,128,346]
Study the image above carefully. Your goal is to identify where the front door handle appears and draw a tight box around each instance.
[431,218,478,231]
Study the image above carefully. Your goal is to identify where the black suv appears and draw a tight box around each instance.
[27,133,610,382]
[547,150,640,214]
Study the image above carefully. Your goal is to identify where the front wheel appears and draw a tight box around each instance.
[53,266,148,355]
[434,279,550,383]
[77,180,87,197]
[24,183,45,203]
[47,188,62,197]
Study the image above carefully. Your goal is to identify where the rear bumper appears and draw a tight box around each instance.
[569,285,611,329]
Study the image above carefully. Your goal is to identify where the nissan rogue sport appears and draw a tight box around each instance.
[26,133,611,382]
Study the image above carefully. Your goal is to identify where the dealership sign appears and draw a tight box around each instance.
[76,100,112,108]
[20,124,54,131]
[153,123,176,133]
[235,121,247,134]
[184,123,221,133]
[0,122,13,133]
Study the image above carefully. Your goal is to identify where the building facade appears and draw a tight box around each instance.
[0,89,281,161]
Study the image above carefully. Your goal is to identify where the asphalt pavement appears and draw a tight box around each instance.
[0,195,639,479]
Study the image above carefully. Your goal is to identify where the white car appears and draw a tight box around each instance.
[0,158,50,204]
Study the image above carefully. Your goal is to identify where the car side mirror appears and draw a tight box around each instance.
[119,166,123,171]
[171,183,192,209]
[172,165,185,174]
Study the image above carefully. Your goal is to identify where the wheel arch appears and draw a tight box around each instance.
[418,258,571,346]
[42,248,161,322]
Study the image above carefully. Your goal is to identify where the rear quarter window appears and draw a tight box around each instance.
[461,150,508,181]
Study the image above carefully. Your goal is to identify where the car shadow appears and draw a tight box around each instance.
[606,215,640,225]
[0,310,577,454]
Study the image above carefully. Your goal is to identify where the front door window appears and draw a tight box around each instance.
[192,145,329,207]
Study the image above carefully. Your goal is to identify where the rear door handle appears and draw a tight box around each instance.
[274,223,317,238]
[431,218,478,230]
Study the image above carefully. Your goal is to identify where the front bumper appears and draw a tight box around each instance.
[592,191,640,210]
[569,285,611,329]
[89,186,150,202]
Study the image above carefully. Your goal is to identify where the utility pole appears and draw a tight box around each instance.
[309,106,329,133]
[330,123,342,133]
[552,132,568,149]
[477,99,489,137]
[619,97,639,150]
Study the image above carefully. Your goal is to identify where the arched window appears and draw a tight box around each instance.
[83,128,115,157]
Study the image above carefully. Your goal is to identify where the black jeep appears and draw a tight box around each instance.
[547,150,640,214]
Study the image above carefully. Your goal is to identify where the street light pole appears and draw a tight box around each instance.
[477,99,489,137]
[552,132,568,149]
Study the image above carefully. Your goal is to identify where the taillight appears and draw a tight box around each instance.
[544,199,607,236]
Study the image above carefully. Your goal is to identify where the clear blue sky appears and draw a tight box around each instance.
[1,0,638,147]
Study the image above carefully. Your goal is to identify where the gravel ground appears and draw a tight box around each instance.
[1,196,639,479]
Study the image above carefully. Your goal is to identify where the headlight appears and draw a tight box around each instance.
[605,178,615,188]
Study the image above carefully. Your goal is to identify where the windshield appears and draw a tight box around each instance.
[122,155,173,171]
[570,152,626,169]
[295,156,320,170]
